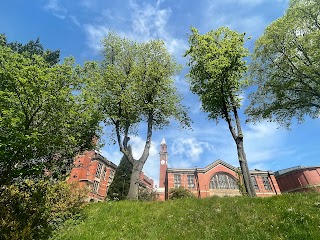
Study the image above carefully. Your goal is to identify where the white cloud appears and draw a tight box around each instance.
[44,0,67,19]
[204,6,266,39]
[171,137,214,162]
[159,119,295,173]
[244,122,295,164]
[83,0,187,57]
[69,15,81,27]
[129,0,171,37]
[83,24,109,52]
[211,121,295,168]
[81,0,98,10]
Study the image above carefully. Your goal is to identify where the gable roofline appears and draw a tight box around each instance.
[201,159,238,173]
[166,159,276,176]
[167,159,239,174]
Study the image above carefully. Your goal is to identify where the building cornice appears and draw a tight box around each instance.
[274,166,320,177]
[167,159,238,174]
[166,159,275,175]
[92,151,117,169]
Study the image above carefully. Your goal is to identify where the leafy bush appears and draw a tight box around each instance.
[0,179,87,240]
[169,186,196,200]
[138,188,157,201]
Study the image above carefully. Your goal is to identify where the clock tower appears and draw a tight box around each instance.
[158,137,168,200]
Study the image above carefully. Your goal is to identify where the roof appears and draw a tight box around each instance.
[167,159,238,173]
[166,159,275,175]
[274,165,320,177]
[92,151,118,169]
[161,137,166,145]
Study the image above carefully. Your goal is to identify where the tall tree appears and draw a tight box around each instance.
[184,27,256,197]
[83,32,190,199]
[0,45,101,185]
[107,146,133,200]
[246,0,320,127]
[0,33,60,66]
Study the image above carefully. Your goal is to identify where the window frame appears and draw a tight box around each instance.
[262,176,272,191]
[92,180,99,193]
[174,174,181,188]
[209,172,238,190]
[95,162,103,178]
[187,174,195,188]
[251,176,259,191]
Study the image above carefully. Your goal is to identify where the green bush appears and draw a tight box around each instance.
[138,188,157,201]
[0,179,87,240]
[169,186,196,200]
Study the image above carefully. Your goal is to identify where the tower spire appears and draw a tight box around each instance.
[158,137,168,200]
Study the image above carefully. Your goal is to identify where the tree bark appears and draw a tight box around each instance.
[126,161,142,200]
[222,98,256,197]
[124,110,154,200]
[232,105,256,197]
[236,137,256,197]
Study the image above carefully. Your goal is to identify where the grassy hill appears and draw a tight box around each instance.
[51,192,320,240]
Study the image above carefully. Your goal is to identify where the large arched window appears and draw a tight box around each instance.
[209,173,238,190]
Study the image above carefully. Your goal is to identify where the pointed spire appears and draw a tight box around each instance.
[161,137,166,145]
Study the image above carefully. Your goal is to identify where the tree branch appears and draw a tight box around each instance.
[139,109,153,164]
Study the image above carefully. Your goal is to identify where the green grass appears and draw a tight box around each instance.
[51,192,320,240]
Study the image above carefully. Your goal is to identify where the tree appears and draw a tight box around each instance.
[0,33,60,66]
[107,147,133,200]
[83,32,190,200]
[0,45,101,185]
[184,27,256,197]
[246,0,320,127]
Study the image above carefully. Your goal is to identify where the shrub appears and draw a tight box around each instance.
[138,188,157,201]
[0,179,87,240]
[169,186,196,200]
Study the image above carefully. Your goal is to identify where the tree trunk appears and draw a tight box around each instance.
[236,138,256,197]
[126,161,142,200]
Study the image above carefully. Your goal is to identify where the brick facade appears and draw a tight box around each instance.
[275,166,320,193]
[68,150,155,201]
[158,138,280,200]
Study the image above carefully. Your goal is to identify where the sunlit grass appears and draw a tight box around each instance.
[51,192,320,240]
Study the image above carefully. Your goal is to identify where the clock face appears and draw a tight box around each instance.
[160,160,165,165]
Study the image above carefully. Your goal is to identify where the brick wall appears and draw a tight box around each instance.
[69,151,155,201]
[164,162,280,200]
[276,167,320,193]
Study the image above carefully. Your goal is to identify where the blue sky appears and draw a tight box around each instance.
[2,0,319,187]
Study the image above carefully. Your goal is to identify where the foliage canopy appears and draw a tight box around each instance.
[184,27,248,122]
[0,43,101,185]
[246,0,320,127]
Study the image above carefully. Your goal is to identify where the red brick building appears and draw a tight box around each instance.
[275,166,320,193]
[68,150,154,201]
[157,138,280,200]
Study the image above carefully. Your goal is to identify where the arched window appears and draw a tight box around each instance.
[209,173,238,190]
